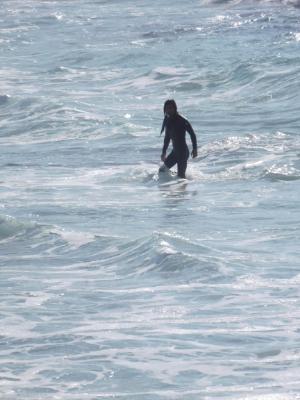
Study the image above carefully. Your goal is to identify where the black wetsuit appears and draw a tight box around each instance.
[161,113,197,178]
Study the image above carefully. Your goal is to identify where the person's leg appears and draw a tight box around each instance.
[177,149,189,178]
[164,151,177,169]
[177,159,188,178]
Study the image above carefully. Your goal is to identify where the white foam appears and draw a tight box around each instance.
[51,227,95,249]
[294,32,300,41]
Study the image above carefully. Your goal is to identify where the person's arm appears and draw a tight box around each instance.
[161,130,170,161]
[185,120,198,158]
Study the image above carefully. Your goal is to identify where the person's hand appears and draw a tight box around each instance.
[191,148,198,158]
[161,153,166,162]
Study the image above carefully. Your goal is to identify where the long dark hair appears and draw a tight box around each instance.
[160,99,177,134]
[163,99,177,114]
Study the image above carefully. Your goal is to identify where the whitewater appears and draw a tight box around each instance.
[1,0,300,399]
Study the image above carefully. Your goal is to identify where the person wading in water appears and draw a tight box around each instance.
[160,99,198,179]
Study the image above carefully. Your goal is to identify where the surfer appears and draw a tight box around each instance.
[159,99,198,179]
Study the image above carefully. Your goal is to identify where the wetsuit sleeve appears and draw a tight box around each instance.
[185,120,197,150]
[162,130,170,154]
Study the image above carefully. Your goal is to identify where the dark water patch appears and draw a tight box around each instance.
[0,214,32,241]
[0,94,10,105]
[263,169,300,181]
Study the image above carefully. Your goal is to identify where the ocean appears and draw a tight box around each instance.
[1,0,300,399]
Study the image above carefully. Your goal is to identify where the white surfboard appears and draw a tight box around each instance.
[158,165,177,182]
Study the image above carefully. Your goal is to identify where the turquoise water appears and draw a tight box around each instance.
[1,0,300,399]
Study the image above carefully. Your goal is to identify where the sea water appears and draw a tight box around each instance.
[1,0,300,399]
